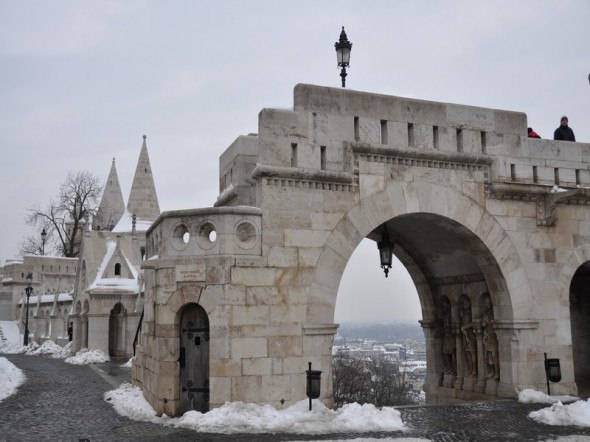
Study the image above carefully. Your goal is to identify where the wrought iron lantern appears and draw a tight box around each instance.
[306,362,322,411]
[377,227,394,278]
[544,352,561,395]
[334,27,352,87]
[23,272,33,346]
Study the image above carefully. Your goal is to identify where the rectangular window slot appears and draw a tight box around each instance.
[380,120,388,144]
[510,164,516,180]
[533,166,538,183]
[576,169,581,186]
[354,116,360,141]
[433,126,439,150]
[480,131,487,154]
[554,168,560,185]
[456,128,463,152]
[408,123,414,147]
[291,143,298,167]
[320,146,326,170]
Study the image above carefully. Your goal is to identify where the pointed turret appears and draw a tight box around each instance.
[126,135,160,222]
[93,158,125,231]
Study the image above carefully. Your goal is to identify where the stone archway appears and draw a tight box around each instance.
[109,302,127,358]
[308,182,521,402]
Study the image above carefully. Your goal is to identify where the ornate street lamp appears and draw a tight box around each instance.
[23,272,33,346]
[334,27,352,88]
[41,228,47,256]
[377,226,394,278]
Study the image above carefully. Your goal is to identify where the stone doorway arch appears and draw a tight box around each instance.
[109,302,127,358]
[179,303,210,414]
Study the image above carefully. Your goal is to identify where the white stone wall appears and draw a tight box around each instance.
[134,84,590,415]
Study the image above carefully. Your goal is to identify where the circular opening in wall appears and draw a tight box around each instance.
[234,220,258,249]
[171,223,190,251]
[197,221,217,250]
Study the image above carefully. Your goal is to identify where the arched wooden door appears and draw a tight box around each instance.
[179,304,210,413]
[108,303,126,357]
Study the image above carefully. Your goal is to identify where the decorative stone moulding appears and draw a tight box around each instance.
[489,183,590,226]
[145,207,263,259]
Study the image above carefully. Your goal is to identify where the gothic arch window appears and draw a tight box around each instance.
[114,263,121,276]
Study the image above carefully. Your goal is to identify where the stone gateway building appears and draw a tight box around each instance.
[133,84,590,416]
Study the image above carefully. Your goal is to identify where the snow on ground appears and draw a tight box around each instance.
[0,340,72,358]
[530,399,590,427]
[519,388,590,428]
[120,357,134,368]
[0,357,24,402]
[0,321,21,344]
[105,383,408,434]
[518,388,579,404]
[65,348,110,365]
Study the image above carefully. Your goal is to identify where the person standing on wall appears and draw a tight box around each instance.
[528,127,541,138]
[553,116,576,141]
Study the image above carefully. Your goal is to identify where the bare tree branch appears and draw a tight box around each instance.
[22,170,102,257]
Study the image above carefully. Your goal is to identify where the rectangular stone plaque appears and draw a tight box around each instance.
[176,264,206,282]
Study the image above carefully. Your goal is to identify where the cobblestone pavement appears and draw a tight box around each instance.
[3,354,590,441]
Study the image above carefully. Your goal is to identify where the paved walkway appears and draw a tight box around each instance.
[3,354,590,441]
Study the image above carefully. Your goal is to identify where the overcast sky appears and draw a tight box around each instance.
[1,1,588,322]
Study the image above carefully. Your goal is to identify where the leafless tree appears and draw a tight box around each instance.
[333,351,418,407]
[21,171,102,257]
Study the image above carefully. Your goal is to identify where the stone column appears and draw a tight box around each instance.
[474,321,486,393]
[419,320,440,395]
[453,321,464,390]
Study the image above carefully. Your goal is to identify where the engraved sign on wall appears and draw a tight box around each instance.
[176,264,206,282]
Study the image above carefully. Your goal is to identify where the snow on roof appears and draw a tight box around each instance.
[19,292,73,305]
[87,240,138,293]
[112,209,153,233]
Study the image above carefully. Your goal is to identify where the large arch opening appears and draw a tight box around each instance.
[322,208,514,405]
[333,238,423,406]
[570,261,590,396]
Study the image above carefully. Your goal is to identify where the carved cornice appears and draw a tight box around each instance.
[303,323,340,335]
[351,142,492,172]
[251,164,356,192]
[489,183,590,226]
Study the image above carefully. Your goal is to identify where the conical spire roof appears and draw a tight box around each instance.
[93,158,125,231]
[126,135,160,222]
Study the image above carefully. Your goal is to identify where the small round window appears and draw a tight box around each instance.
[234,220,258,250]
[171,223,190,251]
[197,221,217,250]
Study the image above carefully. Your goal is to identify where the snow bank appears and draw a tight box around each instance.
[65,348,110,365]
[120,357,134,368]
[104,383,407,434]
[530,399,590,427]
[0,340,72,358]
[518,388,578,404]
[0,357,24,402]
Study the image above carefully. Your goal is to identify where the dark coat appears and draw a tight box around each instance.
[554,125,576,142]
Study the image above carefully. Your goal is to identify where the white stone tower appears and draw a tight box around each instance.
[93,158,125,231]
[126,135,160,222]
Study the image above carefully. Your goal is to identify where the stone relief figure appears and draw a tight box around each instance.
[440,297,456,374]
[481,293,500,380]
[460,295,477,377]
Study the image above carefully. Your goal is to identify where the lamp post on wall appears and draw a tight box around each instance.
[377,226,394,278]
[335,27,352,88]
[23,272,33,346]
[41,228,47,256]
